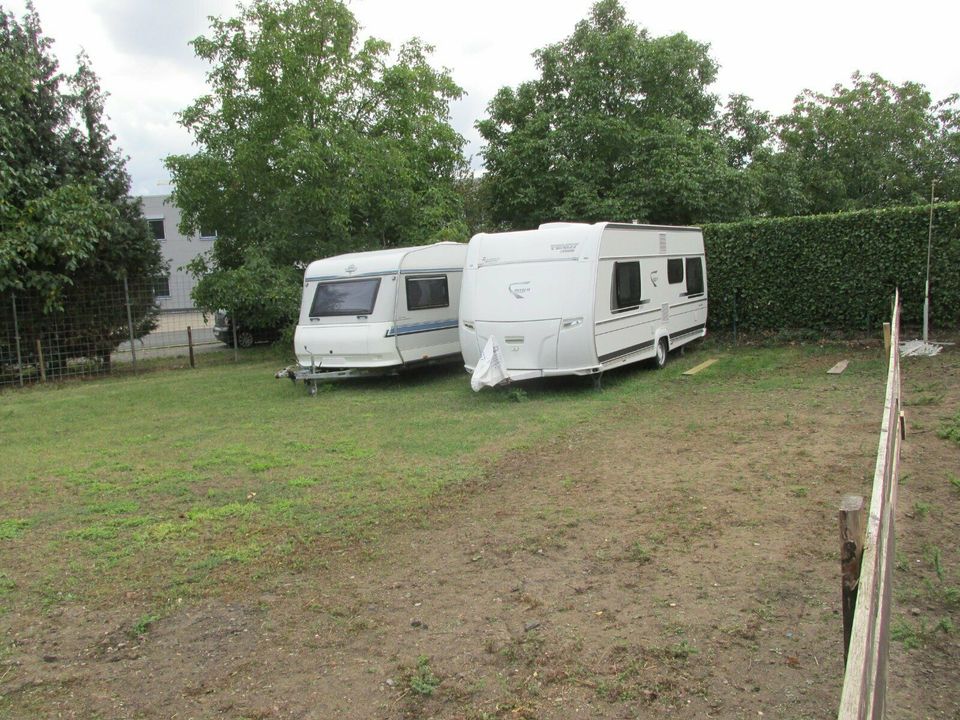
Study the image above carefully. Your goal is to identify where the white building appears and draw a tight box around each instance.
[139,195,215,311]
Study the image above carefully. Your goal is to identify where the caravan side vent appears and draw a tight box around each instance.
[659,233,667,253]
[661,302,670,322]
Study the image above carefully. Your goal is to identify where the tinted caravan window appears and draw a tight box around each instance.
[667,258,683,284]
[310,278,381,317]
[685,257,704,296]
[405,275,449,310]
[613,261,642,310]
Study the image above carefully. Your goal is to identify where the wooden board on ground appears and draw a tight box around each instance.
[682,358,718,376]
[828,360,849,375]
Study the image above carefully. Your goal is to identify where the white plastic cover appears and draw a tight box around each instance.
[470,335,508,391]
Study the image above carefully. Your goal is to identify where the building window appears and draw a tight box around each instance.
[154,275,170,298]
[200,228,217,240]
[685,257,704,296]
[405,275,449,310]
[310,278,381,317]
[667,258,683,284]
[613,261,642,311]
[148,218,165,241]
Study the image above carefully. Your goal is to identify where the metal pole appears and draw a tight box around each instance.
[11,293,24,387]
[732,291,738,346]
[123,274,138,374]
[923,180,936,344]
[231,312,239,363]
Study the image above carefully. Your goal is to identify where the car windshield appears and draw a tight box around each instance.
[309,278,381,317]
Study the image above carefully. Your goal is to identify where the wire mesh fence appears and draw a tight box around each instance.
[1,275,238,388]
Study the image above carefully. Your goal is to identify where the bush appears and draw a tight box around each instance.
[703,202,960,331]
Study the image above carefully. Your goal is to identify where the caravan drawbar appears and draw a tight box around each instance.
[459,222,707,384]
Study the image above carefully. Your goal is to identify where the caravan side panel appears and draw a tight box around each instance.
[394,244,467,364]
[594,226,707,369]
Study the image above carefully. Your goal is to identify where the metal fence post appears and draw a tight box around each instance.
[11,293,24,387]
[123,274,138,374]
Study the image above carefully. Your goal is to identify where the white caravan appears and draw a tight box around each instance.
[281,242,466,392]
[460,222,707,386]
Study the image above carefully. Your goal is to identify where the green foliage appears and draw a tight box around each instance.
[477,0,751,229]
[704,202,960,331]
[167,0,469,316]
[130,613,160,638]
[938,411,960,446]
[891,619,923,649]
[0,7,163,354]
[754,73,960,216]
[409,655,440,696]
[0,519,29,540]
[187,252,300,327]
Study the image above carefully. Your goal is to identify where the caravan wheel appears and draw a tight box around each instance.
[654,337,668,369]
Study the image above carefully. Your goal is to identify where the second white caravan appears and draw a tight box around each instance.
[459,222,707,385]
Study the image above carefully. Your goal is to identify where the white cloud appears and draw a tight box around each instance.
[6,0,958,193]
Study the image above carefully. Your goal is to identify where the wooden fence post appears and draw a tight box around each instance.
[839,494,865,663]
[35,338,46,383]
[883,322,891,354]
[187,326,196,369]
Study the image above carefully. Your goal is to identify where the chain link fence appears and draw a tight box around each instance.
[1,276,239,388]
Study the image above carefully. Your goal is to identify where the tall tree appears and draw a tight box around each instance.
[167,0,469,321]
[477,0,750,229]
[756,72,960,216]
[0,4,163,369]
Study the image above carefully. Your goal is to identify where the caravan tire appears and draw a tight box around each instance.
[654,337,668,369]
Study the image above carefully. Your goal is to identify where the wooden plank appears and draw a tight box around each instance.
[838,292,901,720]
[828,360,849,375]
[682,358,717,376]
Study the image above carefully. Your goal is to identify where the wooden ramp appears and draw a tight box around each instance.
[828,360,849,375]
[682,358,718,376]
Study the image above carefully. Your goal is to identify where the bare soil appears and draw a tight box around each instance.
[3,343,958,719]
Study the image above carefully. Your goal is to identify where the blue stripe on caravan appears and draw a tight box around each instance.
[385,318,459,337]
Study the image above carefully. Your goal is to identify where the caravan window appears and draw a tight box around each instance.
[310,278,381,317]
[667,258,684,284]
[685,257,704,296]
[405,275,449,310]
[613,261,642,311]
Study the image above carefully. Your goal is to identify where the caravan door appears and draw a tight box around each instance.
[394,271,463,364]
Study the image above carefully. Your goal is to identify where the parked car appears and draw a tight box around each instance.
[213,310,283,349]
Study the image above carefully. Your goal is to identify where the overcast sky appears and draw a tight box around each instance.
[7,0,958,196]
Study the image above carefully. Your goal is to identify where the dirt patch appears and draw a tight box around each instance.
[3,344,957,719]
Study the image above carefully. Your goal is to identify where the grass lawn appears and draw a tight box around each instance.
[6,339,931,720]
[0,342,884,616]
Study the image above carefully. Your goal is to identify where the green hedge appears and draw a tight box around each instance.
[703,202,960,332]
